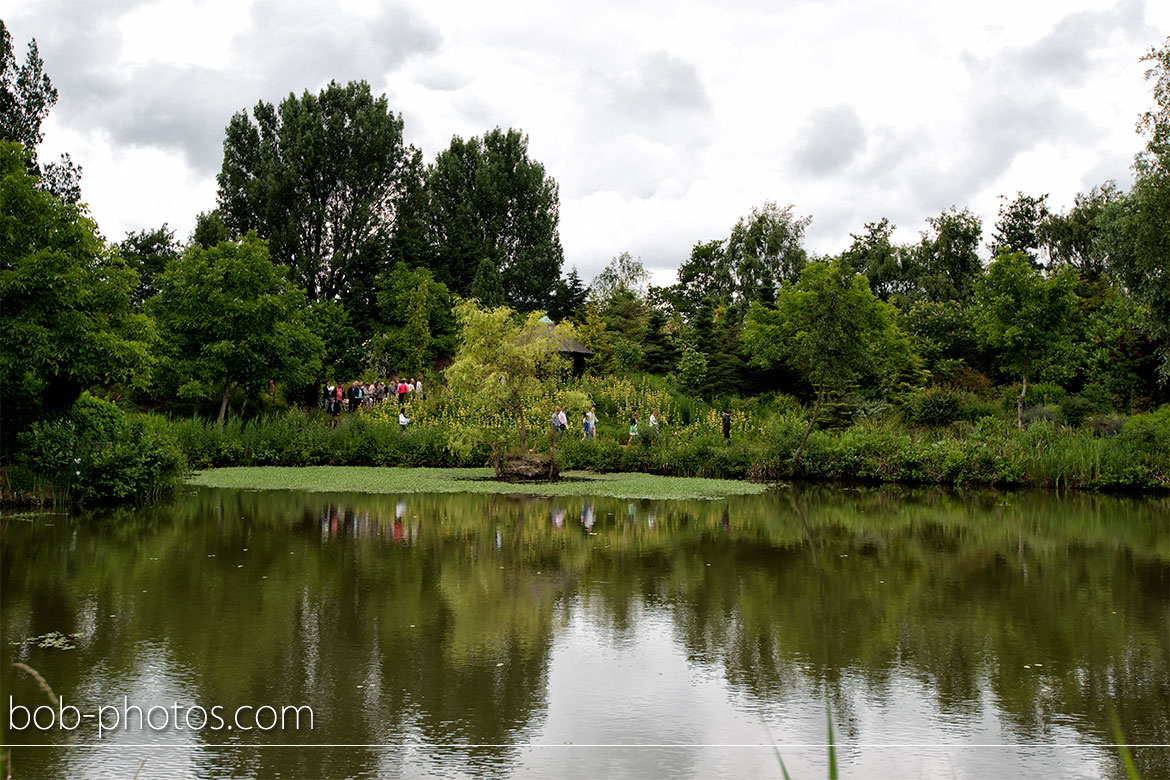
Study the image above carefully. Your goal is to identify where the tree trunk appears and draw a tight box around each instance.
[1016,373,1028,429]
[515,395,528,451]
[793,383,825,476]
[217,381,233,434]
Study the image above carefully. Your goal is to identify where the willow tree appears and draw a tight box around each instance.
[446,300,574,452]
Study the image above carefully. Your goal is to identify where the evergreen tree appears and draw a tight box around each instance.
[641,309,678,374]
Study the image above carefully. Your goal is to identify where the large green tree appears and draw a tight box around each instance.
[743,259,921,471]
[841,217,919,306]
[1038,183,1119,278]
[369,263,455,377]
[1095,36,1170,393]
[426,128,564,310]
[975,250,1076,426]
[914,207,983,303]
[665,203,810,320]
[0,141,153,444]
[149,235,322,429]
[0,21,81,203]
[117,223,180,306]
[725,201,810,296]
[216,80,411,330]
[988,192,1049,266]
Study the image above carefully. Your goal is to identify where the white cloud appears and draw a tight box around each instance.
[6,0,1168,280]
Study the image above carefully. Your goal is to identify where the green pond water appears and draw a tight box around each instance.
[1,484,1167,779]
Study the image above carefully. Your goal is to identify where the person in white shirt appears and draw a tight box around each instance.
[399,410,411,431]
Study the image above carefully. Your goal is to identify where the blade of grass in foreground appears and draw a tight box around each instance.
[1109,704,1141,780]
[827,701,838,780]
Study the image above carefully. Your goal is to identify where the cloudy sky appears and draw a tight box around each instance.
[6,0,1167,286]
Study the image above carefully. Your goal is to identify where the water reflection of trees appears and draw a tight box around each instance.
[1,487,1166,779]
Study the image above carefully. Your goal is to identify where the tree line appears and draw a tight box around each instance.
[2,20,1168,463]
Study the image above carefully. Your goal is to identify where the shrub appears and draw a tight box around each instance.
[15,394,187,504]
[1058,395,1094,427]
[905,388,962,427]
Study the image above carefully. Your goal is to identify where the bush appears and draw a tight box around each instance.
[905,388,962,427]
[1058,395,1094,427]
[15,394,187,504]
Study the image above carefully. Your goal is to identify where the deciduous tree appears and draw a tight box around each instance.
[149,235,322,429]
[975,250,1076,426]
[743,259,921,471]
[427,128,564,310]
[0,21,81,203]
[216,80,411,331]
[0,141,153,444]
[446,301,575,450]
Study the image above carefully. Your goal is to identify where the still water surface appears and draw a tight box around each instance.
[2,485,1167,779]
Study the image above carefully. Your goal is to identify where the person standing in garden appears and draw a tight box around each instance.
[722,410,731,441]
[649,410,660,445]
[627,412,639,446]
[585,406,598,441]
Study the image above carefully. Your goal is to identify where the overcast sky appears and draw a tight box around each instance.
[6,0,1167,287]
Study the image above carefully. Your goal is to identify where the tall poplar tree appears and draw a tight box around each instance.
[426,128,563,310]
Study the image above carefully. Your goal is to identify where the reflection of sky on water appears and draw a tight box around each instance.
[2,487,1166,779]
[60,643,209,779]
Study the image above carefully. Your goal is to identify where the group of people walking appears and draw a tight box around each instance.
[554,407,732,445]
[323,378,422,424]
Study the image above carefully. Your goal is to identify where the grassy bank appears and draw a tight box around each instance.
[6,380,1169,506]
[169,402,1170,492]
[186,466,769,500]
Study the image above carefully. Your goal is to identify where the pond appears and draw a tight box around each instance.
[2,485,1167,779]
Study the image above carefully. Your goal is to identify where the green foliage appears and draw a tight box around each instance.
[445,300,575,450]
[1120,405,1170,451]
[905,388,962,427]
[117,223,179,305]
[577,300,612,374]
[676,346,709,391]
[371,263,456,376]
[216,80,409,330]
[592,251,649,303]
[726,201,810,293]
[914,206,983,303]
[611,338,644,374]
[1059,395,1095,427]
[1097,168,1170,388]
[304,298,363,380]
[191,209,230,249]
[842,217,919,306]
[403,280,431,376]
[0,22,81,203]
[976,250,1077,424]
[13,393,186,504]
[426,128,563,310]
[989,191,1049,264]
[744,258,923,399]
[901,301,982,381]
[148,234,323,426]
[1038,182,1119,276]
[0,141,155,445]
